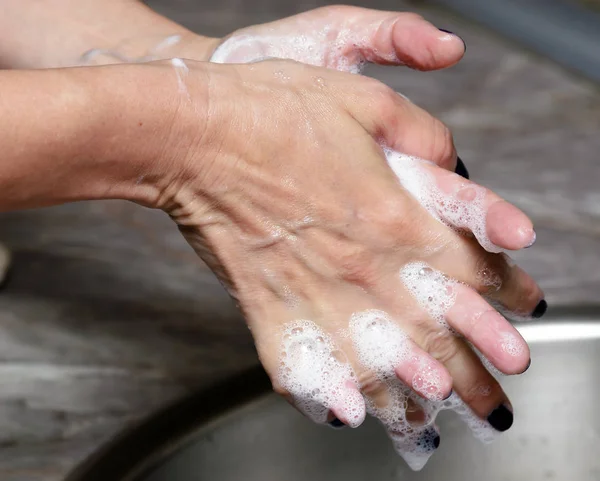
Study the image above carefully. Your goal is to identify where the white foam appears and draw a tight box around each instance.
[384,149,500,253]
[439,392,499,443]
[400,262,458,327]
[210,29,370,74]
[278,321,365,427]
[349,310,410,377]
[376,387,439,470]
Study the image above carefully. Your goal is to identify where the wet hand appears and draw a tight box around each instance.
[141,58,543,469]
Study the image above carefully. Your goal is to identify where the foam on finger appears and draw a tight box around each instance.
[385,148,501,253]
[278,320,365,427]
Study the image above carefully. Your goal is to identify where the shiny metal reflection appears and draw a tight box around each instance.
[136,320,600,481]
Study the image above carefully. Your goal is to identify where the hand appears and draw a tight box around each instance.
[210,6,466,73]
[81,6,466,172]
[127,58,542,468]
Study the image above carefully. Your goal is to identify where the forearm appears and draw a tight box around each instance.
[0,65,179,210]
[0,0,219,69]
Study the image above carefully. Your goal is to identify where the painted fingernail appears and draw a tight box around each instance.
[439,29,466,52]
[525,230,537,248]
[487,404,513,432]
[455,156,469,179]
[521,358,532,374]
[443,389,454,401]
[433,435,441,449]
[329,418,346,429]
[531,299,548,319]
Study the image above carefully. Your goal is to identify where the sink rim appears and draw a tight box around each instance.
[64,306,600,481]
[65,365,273,481]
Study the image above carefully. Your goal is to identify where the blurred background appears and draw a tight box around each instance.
[0,0,599,480]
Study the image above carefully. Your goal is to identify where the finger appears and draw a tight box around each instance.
[486,255,547,319]
[431,242,546,318]
[346,8,467,70]
[419,323,513,430]
[444,283,530,374]
[349,309,452,402]
[435,164,535,251]
[215,7,466,72]
[263,320,367,428]
[386,152,535,251]
[399,263,514,430]
[341,85,458,171]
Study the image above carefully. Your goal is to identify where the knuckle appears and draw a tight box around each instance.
[335,243,381,288]
[400,12,425,23]
[429,118,455,166]
[421,326,460,364]
[356,190,422,246]
[358,369,390,407]
[474,253,510,294]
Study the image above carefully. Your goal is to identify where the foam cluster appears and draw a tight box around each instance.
[210,28,372,74]
[349,310,410,377]
[278,320,365,427]
[384,148,500,253]
[349,310,442,470]
[400,262,458,327]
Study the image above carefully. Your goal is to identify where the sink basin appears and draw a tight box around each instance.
[66,309,600,481]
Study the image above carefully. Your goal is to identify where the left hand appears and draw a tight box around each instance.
[208,5,466,73]
[85,6,467,174]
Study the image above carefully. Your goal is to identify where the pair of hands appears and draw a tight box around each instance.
[87,5,544,465]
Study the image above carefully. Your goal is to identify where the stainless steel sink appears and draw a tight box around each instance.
[66,309,600,481]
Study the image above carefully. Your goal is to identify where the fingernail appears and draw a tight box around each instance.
[525,230,537,248]
[443,389,454,401]
[433,435,441,449]
[531,299,548,319]
[521,358,532,374]
[487,404,513,432]
[455,156,469,179]
[439,29,466,52]
[329,418,346,429]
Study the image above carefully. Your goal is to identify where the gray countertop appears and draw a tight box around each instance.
[1,1,599,479]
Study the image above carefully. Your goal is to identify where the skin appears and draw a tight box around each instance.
[0,1,543,441]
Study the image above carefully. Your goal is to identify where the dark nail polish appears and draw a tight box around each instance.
[525,230,537,248]
[433,435,441,449]
[532,299,548,319]
[443,389,454,401]
[439,29,466,52]
[487,404,513,432]
[329,418,345,429]
[455,157,469,179]
[521,358,532,374]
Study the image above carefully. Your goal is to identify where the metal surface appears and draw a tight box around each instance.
[67,312,600,481]
[430,0,600,83]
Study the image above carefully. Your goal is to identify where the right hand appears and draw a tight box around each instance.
[128,58,542,465]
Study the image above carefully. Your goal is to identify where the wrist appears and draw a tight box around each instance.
[0,0,220,68]
[85,61,218,209]
[82,30,221,66]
